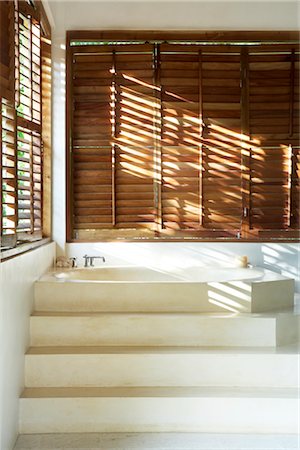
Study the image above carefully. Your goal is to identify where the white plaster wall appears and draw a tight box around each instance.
[0,243,56,450]
[65,242,300,291]
[49,1,299,286]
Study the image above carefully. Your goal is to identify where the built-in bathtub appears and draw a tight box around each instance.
[52,266,267,283]
[36,266,294,314]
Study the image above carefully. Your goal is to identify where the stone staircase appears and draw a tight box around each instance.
[19,275,299,434]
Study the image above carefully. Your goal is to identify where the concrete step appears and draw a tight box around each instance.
[19,386,298,434]
[25,345,299,388]
[34,271,295,314]
[30,310,298,347]
[13,432,299,450]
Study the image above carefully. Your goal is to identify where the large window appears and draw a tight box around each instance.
[0,0,51,250]
[66,31,299,241]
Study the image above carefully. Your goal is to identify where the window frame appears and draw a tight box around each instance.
[66,30,300,243]
[0,0,52,255]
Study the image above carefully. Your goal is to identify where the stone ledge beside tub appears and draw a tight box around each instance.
[34,267,294,314]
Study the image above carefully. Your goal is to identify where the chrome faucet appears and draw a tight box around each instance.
[83,255,106,267]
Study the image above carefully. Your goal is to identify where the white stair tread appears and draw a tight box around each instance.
[26,344,300,355]
[21,386,298,399]
[31,306,299,318]
[32,311,251,317]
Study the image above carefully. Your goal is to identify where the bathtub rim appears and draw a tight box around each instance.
[37,265,291,285]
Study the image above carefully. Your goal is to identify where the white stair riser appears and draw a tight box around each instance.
[251,280,294,312]
[30,315,277,347]
[34,279,295,314]
[19,396,298,434]
[35,282,212,312]
[276,313,300,346]
[25,353,298,388]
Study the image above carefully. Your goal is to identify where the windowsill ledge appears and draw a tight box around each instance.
[0,237,52,262]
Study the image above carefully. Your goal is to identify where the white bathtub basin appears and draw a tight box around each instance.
[54,267,181,282]
[52,266,265,283]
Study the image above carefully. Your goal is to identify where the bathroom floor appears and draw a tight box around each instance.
[14,432,299,449]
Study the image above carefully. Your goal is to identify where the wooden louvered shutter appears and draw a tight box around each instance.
[246,45,300,237]
[0,0,15,102]
[16,5,43,238]
[159,45,242,237]
[70,44,156,239]
[71,45,114,235]
[201,47,243,236]
[67,36,299,242]
[1,1,51,249]
[114,45,155,232]
[160,45,202,233]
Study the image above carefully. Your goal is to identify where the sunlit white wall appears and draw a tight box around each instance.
[52,32,66,252]
[49,0,299,288]
[65,242,300,291]
[0,243,55,450]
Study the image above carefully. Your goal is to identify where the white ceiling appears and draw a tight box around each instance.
[44,0,299,33]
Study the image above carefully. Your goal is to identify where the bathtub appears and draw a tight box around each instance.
[36,265,294,314]
[52,266,266,283]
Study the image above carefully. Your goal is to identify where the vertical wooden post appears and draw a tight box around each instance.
[14,1,20,109]
[198,48,203,227]
[13,102,18,236]
[30,133,35,234]
[111,49,116,227]
[66,36,74,240]
[41,37,52,238]
[289,49,295,138]
[29,19,34,234]
[287,144,293,228]
[0,100,2,239]
[288,50,295,228]
[154,43,162,233]
[240,47,250,238]
[14,4,19,237]
[37,22,42,236]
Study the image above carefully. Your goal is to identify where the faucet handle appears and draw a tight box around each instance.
[83,255,89,267]
[69,257,77,268]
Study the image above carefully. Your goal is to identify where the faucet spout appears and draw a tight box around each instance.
[90,256,105,267]
[83,255,105,267]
